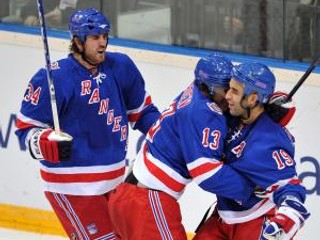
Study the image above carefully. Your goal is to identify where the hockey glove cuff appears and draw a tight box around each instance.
[28,128,73,163]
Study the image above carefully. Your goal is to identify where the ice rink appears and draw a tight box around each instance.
[0,228,67,240]
[0,25,319,240]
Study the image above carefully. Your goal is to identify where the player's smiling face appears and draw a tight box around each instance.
[83,33,108,64]
[226,79,246,117]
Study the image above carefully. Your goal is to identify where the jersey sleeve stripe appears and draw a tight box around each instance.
[16,112,49,129]
[127,94,152,122]
[261,177,302,199]
[16,118,36,129]
[188,161,223,178]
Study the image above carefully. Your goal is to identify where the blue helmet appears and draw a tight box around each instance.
[194,52,233,94]
[231,62,275,104]
[69,8,110,42]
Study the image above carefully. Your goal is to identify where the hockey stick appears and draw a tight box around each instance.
[36,0,61,135]
[283,58,319,103]
[194,202,216,233]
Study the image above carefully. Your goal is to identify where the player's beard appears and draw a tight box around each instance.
[83,47,106,66]
[95,49,106,63]
[228,102,245,117]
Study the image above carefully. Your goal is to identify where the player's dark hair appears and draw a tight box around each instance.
[69,37,81,54]
[195,81,214,101]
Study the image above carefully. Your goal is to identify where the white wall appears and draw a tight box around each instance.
[0,30,319,239]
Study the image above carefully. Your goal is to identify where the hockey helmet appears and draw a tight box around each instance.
[194,52,233,94]
[69,8,110,42]
[231,62,275,104]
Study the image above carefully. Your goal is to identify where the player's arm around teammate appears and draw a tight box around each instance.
[194,62,309,240]
[107,53,262,240]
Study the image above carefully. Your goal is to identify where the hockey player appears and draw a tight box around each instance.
[194,62,310,240]
[15,8,160,240]
[107,53,260,240]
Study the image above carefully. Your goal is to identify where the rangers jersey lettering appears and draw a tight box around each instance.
[15,52,160,195]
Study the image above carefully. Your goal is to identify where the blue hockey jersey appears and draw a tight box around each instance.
[133,83,253,201]
[15,52,160,195]
[217,113,307,224]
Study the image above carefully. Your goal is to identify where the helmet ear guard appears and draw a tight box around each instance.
[69,8,110,43]
[231,62,275,104]
[194,52,233,95]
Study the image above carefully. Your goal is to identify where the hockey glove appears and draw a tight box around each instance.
[263,196,310,240]
[28,128,73,163]
[265,91,296,127]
